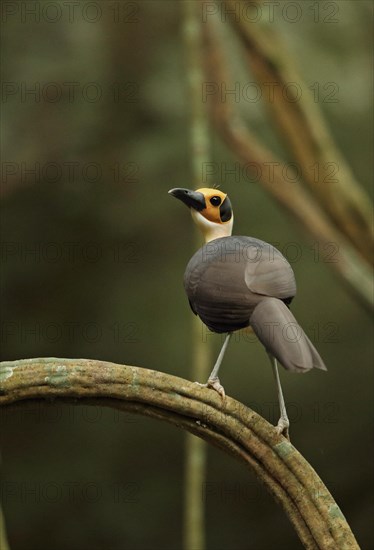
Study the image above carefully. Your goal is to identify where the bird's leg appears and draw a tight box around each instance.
[268,353,290,439]
[195,332,232,399]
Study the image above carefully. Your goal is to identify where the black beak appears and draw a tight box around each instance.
[168,188,206,212]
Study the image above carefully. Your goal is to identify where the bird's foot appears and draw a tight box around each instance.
[275,417,290,440]
[195,377,226,399]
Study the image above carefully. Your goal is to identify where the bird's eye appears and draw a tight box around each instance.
[210,196,221,206]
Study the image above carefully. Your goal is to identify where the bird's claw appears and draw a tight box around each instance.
[195,377,226,399]
[207,377,226,399]
[275,417,290,440]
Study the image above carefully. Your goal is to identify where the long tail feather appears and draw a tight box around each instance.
[250,298,327,373]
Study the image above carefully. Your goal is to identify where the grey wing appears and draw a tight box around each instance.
[242,239,296,300]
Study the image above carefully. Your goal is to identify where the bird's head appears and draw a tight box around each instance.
[168,187,233,242]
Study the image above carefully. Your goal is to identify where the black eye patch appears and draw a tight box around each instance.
[210,196,221,206]
[219,196,232,222]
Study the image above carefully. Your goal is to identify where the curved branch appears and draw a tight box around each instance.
[0,358,359,550]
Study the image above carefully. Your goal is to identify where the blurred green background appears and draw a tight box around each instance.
[1,1,373,549]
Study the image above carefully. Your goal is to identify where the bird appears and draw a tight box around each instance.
[168,186,327,438]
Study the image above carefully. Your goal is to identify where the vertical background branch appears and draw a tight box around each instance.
[0,503,10,550]
[182,2,212,549]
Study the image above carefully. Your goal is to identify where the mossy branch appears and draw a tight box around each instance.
[0,358,359,550]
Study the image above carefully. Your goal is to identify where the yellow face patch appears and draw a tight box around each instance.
[195,188,229,223]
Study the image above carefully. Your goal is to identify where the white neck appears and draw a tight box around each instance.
[191,210,234,243]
